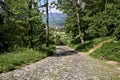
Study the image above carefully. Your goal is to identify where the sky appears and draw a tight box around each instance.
[39,0,61,13]
[0,0,60,13]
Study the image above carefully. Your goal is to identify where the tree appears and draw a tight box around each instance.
[56,0,120,42]
[56,0,85,43]
[28,0,33,49]
[75,0,84,44]
[83,0,120,40]
[0,0,45,52]
[46,0,49,47]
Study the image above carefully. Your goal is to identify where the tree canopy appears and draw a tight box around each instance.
[56,0,120,42]
[0,0,45,52]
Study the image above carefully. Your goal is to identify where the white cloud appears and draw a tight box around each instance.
[39,0,61,13]
[49,7,62,13]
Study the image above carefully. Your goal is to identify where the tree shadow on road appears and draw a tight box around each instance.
[53,47,78,57]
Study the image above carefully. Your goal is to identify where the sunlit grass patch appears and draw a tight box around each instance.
[67,37,111,52]
[0,45,56,73]
[90,41,120,62]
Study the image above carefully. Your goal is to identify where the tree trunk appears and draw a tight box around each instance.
[46,0,49,47]
[28,0,33,49]
[75,0,84,44]
[105,0,107,13]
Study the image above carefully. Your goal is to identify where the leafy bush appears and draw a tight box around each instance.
[114,25,120,40]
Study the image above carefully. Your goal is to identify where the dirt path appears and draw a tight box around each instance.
[75,39,113,56]
[87,39,113,55]
[0,46,120,80]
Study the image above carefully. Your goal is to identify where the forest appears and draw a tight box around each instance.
[0,0,120,73]
[55,0,120,62]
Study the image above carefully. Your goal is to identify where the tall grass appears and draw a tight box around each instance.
[0,45,55,73]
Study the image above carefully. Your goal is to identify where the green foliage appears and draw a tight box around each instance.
[0,0,46,52]
[0,1,56,73]
[70,37,110,52]
[85,12,108,38]
[114,26,120,40]
[0,45,56,73]
[55,34,66,45]
[64,16,78,37]
[56,0,120,41]
[84,0,120,40]
[61,35,110,52]
[56,0,86,43]
[90,41,120,62]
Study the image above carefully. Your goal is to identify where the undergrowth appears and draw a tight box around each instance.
[66,37,111,52]
[0,45,55,73]
[90,41,120,62]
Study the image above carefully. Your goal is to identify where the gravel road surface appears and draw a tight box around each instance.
[0,46,120,80]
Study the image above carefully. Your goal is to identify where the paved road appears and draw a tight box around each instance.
[0,46,120,80]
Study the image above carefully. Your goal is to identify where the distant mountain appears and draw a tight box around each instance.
[42,13,67,27]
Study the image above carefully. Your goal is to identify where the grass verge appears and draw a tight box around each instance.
[90,41,120,62]
[67,37,111,52]
[0,45,56,73]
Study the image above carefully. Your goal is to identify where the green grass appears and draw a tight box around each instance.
[67,37,111,52]
[90,41,120,62]
[0,45,56,73]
